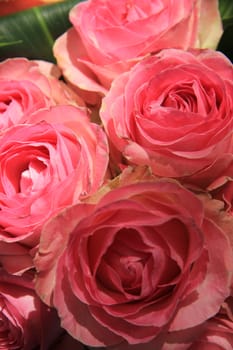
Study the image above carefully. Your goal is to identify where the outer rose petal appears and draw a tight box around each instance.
[162,297,233,349]
[53,28,147,95]
[53,29,108,98]
[34,203,95,305]
[170,218,233,331]
[0,242,33,275]
[197,0,223,49]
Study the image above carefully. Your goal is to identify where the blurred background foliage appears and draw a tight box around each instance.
[0,0,232,62]
[218,0,233,60]
[0,0,81,61]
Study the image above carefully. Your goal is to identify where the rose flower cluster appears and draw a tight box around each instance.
[0,0,233,349]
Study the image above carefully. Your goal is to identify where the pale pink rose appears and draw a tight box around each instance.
[0,268,61,350]
[100,49,233,189]
[35,170,233,348]
[53,0,222,101]
[0,58,85,130]
[0,105,109,272]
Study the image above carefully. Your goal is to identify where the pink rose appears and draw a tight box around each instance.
[100,49,233,189]
[53,0,222,101]
[0,105,109,272]
[0,58,85,130]
[0,268,61,350]
[35,169,233,348]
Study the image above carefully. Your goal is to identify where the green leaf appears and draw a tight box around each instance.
[0,40,23,48]
[0,0,82,62]
[218,0,233,61]
[217,24,233,62]
[219,0,233,28]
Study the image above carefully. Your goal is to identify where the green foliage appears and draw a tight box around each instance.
[0,0,81,62]
[217,24,233,62]
[218,0,233,61]
[219,0,233,27]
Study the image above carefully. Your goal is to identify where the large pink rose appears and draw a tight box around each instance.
[0,58,85,130]
[0,268,61,350]
[35,169,233,348]
[0,105,109,272]
[100,49,233,189]
[53,0,222,101]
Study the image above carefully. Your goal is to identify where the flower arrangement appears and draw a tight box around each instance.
[0,0,233,349]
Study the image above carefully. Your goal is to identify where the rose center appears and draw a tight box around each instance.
[0,97,11,110]
[20,159,48,194]
[0,145,50,197]
[99,228,151,295]
[162,87,197,112]
[119,255,146,292]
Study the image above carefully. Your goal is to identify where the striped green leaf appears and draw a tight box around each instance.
[0,0,81,62]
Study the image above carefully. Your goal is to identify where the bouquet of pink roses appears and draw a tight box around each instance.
[0,0,233,349]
